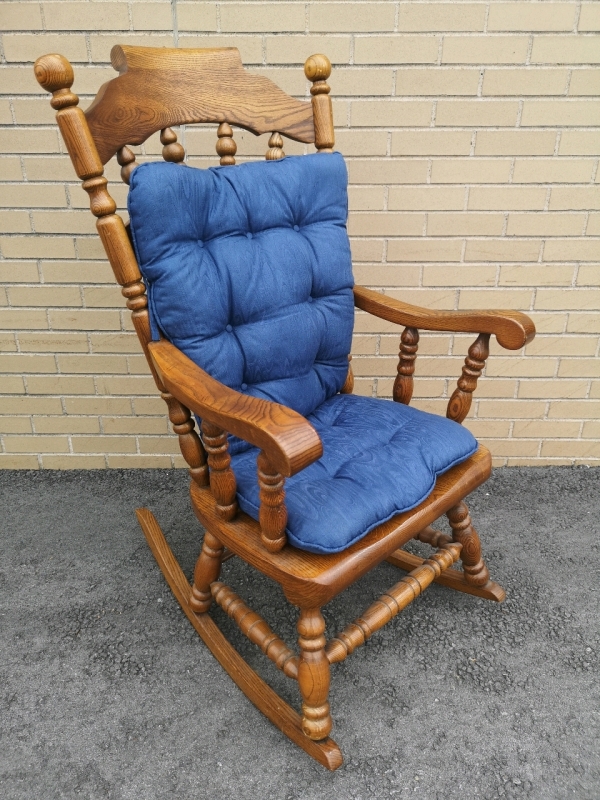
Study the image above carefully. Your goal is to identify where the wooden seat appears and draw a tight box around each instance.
[34,46,535,771]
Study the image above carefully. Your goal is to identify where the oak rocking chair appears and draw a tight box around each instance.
[34,47,535,770]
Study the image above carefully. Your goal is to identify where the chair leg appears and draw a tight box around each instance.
[297,608,332,741]
[446,501,490,587]
[189,530,224,613]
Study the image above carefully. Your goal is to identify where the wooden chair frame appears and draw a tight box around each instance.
[34,47,535,770]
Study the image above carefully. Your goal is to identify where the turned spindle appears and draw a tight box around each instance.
[447,502,490,587]
[161,391,208,487]
[189,530,224,613]
[216,122,237,165]
[304,54,334,153]
[266,131,285,160]
[298,608,332,741]
[160,127,185,163]
[116,145,137,184]
[393,327,419,405]
[446,333,490,424]
[257,450,287,552]
[201,420,238,520]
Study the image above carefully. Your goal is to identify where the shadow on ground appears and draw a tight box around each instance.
[1,467,598,799]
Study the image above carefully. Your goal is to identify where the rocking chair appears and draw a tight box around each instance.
[34,47,535,770]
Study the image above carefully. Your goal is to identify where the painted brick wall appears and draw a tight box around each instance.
[0,0,598,468]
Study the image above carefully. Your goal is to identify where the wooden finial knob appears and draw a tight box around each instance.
[304,54,331,83]
[34,53,78,109]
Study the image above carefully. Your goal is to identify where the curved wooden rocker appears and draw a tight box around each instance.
[34,46,533,770]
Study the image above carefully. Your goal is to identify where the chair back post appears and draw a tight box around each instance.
[304,55,334,153]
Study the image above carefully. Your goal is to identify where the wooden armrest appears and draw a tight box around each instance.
[354,285,535,350]
[148,340,322,477]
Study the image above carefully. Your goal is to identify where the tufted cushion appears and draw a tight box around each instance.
[128,154,354,446]
[231,394,478,554]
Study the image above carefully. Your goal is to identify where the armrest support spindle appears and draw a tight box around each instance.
[393,327,419,405]
[446,334,490,424]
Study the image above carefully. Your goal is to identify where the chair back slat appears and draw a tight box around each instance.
[85,46,315,164]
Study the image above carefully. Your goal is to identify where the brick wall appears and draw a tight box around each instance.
[0,0,598,468]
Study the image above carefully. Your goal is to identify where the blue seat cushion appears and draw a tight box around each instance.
[128,153,354,455]
[231,393,478,554]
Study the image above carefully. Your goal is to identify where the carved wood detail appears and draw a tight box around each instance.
[216,122,237,165]
[446,333,490,424]
[160,126,185,163]
[415,525,452,548]
[116,145,137,184]
[161,391,208,487]
[189,530,224,613]
[446,501,490,587]
[393,326,419,405]
[211,582,298,678]
[201,420,238,521]
[266,131,285,160]
[257,450,288,552]
[304,55,334,152]
[298,608,332,741]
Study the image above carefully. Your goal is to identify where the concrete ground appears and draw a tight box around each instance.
[1,467,598,800]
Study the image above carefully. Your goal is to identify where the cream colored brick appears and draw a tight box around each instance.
[468,186,547,211]
[42,261,114,283]
[458,288,533,309]
[411,378,448,397]
[398,3,485,31]
[0,69,53,97]
[43,2,130,30]
[82,286,124,307]
[0,454,39,469]
[463,419,511,438]
[409,398,449,415]
[0,417,32,434]
[133,397,166,415]
[72,435,136,454]
[579,3,600,31]
[33,212,96,235]
[0,211,31,234]
[542,440,600,458]
[526,335,598,357]
[430,159,512,184]
[0,158,24,181]
[531,36,600,64]
[49,310,121,331]
[508,213,586,236]
[550,187,600,211]
[43,455,106,468]
[310,3,395,32]
[0,184,66,209]
[587,215,600,236]
[103,416,168,434]
[352,356,402,377]
[95,375,157,395]
[89,333,140,353]
[266,35,351,64]
[488,3,577,32]
[482,68,569,96]
[107,454,173,468]
[4,435,69,453]
[2,4,43,31]
[335,129,389,156]
[387,239,464,262]
[348,213,424,236]
[18,333,89,353]
[379,333,451,356]
[0,333,17,353]
[221,2,304,32]
[138,436,180,454]
[175,3,218,32]
[34,416,101,434]
[469,378,517,398]
[1,237,76,259]
[351,100,432,127]
[544,239,600,262]
[567,313,600,333]
[0,262,39,283]
[8,286,82,307]
[347,159,429,184]
[422,264,497,286]
[0,309,49,330]
[518,378,588,398]
[436,100,519,127]
[427,213,504,236]
[130,1,173,30]
[328,68,394,96]
[485,356,556,378]
[248,67,309,97]
[559,131,600,155]
[351,335,378,355]
[558,359,600,378]
[11,98,59,125]
[499,264,575,286]
[465,239,541,262]
[512,159,595,184]
[442,36,529,64]
[396,68,480,96]
[0,354,56,373]
[525,312,565,333]
[549,399,600,417]
[392,131,472,156]
[569,69,600,96]
[26,375,95,394]
[350,239,384,262]
[0,99,14,124]
[348,187,386,211]
[475,130,557,156]
[64,397,132,415]
[0,376,25,393]
[354,35,439,65]
[536,288,600,310]
[389,187,465,211]
[70,66,116,96]
[353,264,421,287]
[23,156,75,182]
[577,265,600,286]
[477,399,546,418]
[521,100,600,127]
[57,355,128,374]
[482,439,540,457]
[177,35,262,64]
[582,420,600,438]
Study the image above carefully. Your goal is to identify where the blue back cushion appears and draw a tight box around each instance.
[127,154,354,433]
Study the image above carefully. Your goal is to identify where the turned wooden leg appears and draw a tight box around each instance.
[189,530,224,613]
[297,608,332,741]
[446,501,490,587]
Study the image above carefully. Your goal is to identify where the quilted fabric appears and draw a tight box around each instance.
[128,154,354,438]
[232,394,478,554]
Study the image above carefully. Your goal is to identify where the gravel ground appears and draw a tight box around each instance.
[1,467,598,800]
